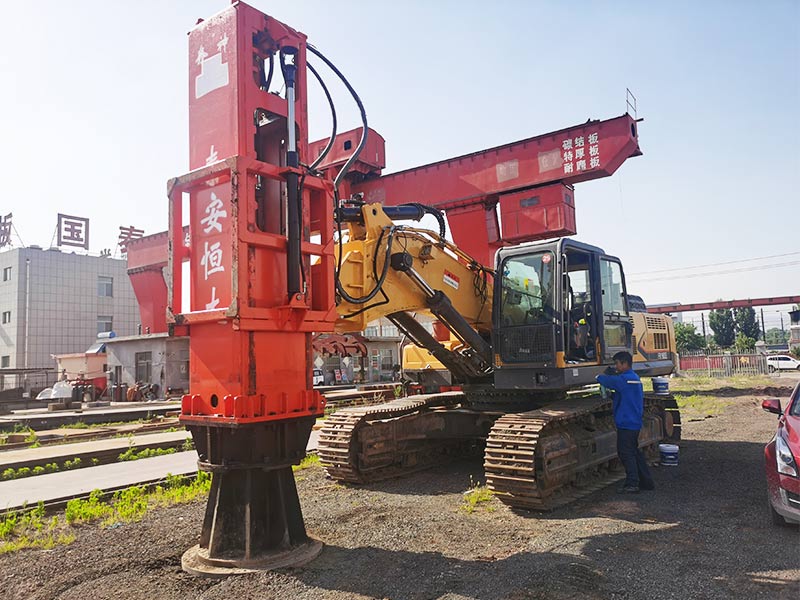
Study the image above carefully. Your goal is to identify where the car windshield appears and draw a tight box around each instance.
[500,251,555,326]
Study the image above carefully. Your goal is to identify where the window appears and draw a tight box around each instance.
[1,356,9,368]
[2,267,10,282]
[380,348,394,371]
[98,276,113,297]
[500,252,555,327]
[599,260,627,315]
[97,315,113,334]
[135,351,152,383]
[1,311,10,324]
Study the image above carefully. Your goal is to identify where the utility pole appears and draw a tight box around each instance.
[701,312,707,347]
[781,312,785,342]
[761,308,767,342]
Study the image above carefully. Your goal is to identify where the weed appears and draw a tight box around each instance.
[674,393,732,418]
[0,502,76,555]
[65,490,113,524]
[181,438,195,452]
[63,458,82,470]
[63,421,91,429]
[23,429,38,444]
[460,477,495,514]
[292,453,320,472]
[118,446,177,462]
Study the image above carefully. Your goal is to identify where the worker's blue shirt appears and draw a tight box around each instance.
[596,369,644,430]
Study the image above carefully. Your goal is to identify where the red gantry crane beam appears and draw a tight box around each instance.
[647,295,800,314]
[312,114,642,265]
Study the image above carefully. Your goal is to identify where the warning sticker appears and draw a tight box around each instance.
[542,253,552,264]
[443,270,460,290]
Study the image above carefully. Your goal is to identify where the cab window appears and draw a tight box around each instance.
[500,252,555,327]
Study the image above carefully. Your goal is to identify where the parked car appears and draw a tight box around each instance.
[762,382,800,526]
[766,355,800,372]
[312,369,324,386]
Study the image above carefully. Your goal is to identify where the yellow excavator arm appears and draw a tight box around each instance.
[334,204,493,333]
[333,204,495,381]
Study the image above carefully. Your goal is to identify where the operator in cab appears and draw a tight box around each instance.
[596,351,655,494]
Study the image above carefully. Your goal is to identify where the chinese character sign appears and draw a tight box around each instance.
[562,132,600,174]
[118,225,145,254]
[191,186,232,311]
[0,213,12,248]
[57,214,90,250]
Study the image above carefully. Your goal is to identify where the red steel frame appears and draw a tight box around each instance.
[648,295,800,314]
[168,3,336,426]
[311,114,642,266]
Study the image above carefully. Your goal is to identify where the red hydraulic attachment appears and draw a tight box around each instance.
[311,115,642,266]
[168,2,336,575]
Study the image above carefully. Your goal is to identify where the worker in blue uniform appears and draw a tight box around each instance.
[596,351,655,493]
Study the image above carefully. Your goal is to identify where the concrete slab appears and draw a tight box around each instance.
[0,430,191,471]
[0,431,322,512]
[0,402,181,431]
[0,451,199,511]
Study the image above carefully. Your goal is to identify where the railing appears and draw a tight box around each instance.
[678,353,767,377]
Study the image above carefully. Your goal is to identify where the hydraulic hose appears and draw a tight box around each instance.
[307,61,337,171]
[306,44,368,193]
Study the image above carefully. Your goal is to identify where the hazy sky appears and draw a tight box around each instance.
[1,1,798,328]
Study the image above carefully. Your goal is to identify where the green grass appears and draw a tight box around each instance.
[673,393,732,418]
[1,458,84,481]
[0,502,76,555]
[292,453,320,472]
[0,472,212,555]
[461,480,495,514]
[118,446,177,462]
[668,374,776,393]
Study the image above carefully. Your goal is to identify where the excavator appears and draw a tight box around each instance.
[171,2,679,574]
[318,200,680,510]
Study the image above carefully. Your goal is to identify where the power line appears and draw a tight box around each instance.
[628,251,800,276]
[629,260,800,283]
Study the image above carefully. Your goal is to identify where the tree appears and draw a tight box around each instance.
[765,328,789,345]
[733,307,760,340]
[674,322,705,352]
[734,332,755,353]
[708,308,735,347]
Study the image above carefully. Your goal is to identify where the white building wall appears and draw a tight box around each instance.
[0,247,140,370]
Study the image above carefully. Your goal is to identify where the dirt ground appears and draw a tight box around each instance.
[2,377,799,600]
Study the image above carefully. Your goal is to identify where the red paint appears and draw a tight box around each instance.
[649,295,800,314]
[169,3,337,427]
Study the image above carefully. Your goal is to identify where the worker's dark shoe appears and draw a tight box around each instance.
[617,485,640,494]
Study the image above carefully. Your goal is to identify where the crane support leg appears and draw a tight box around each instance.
[181,420,321,576]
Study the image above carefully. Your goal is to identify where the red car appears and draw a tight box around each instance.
[762,381,800,526]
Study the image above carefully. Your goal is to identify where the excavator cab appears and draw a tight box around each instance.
[492,239,634,391]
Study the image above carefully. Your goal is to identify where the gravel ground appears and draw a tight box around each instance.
[2,382,799,600]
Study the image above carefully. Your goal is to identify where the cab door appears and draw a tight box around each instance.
[598,258,633,360]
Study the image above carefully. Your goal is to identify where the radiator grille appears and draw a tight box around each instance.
[499,325,553,363]
[645,316,668,330]
[654,332,669,350]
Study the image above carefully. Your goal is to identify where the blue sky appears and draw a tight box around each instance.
[0,1,798,325]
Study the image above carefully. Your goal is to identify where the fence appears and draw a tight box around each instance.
[677,353,767,377]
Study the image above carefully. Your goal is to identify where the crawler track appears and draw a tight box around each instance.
[318,392,490,483]
[485,393,679,510]
[320,389,681,510]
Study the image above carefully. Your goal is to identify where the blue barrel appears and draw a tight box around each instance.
[652,377,669,395]
[659,443,679,466]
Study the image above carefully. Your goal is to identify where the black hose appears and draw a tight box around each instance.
[307,61,337,171]
[261,53,274,91]
[306,44,368,192]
